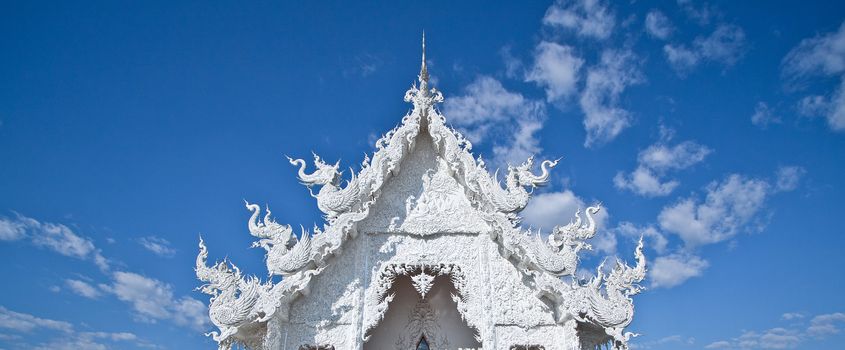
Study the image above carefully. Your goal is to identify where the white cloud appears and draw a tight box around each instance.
[646,168,803,289]
[0,214,108,270]
[707,328,801,349]
[580,49,643,147]
[663,44,700,73]
[522,190,607,231]
[640,140,712,171]
[526,41,584,102]
[138,236,176,257]
[543,0,615,40]
[664,24,746,75]
[781,312,805,321]
[658,174,770,247]
[645,10,673,40]
[775,166,805,192]
[631,334,695,349]
[0,218,25,240]
[782,21,845,131]
[614,167,678,197]
[591,228,618,256]
[826,81,845,130]
[709,312,845,349]
[676,0,715,25]
[341,53,382,78]
[614,222,668,254]
[615,139,711,197]
[782,22,845,79]
[697,24,747,64]
[521,190,612,254]
[444,76,546,168]
[797,94,829,117]
[103,271,207,331]
[807,312,845,336]
[65,279,102,299]
[650,253,708,288]
[793,80,845,131]
[491,117,544,167]
[752,102,782,127]
[0,306,146,349]
[0,306,73,333]
[446,76,541,135]
[704,340,731,349]
[31,332,141,350]
[500,46,523,79]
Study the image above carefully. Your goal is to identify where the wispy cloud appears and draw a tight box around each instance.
[342,52,383,78]
[101,271,207,331]
[522,190,609,232]
[65,279,102,299]
[0,213,108,271]
[649,253,708,288]
[0,306,73,333]
[707,312,845,349]
[782,312,805,321]
[543,0,615,40]
[658,174,771,247]
[138,236,176,257]
[31,331,143,350]
[645,10,673,40]
[782,21,845,131]
[676,0,718,26]
[579,49,643,147]
[526,41,584,102]
[751,101,782,128]
[664,24,746,75]
[775,166,806,192]
[614,132,711,197]
[631,334,695,349]
[636,166,804,288]
[444,75,547,168]
[0,306,150,349]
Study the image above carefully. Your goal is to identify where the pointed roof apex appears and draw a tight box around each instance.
[419,31,429,85]
[404,32,442,108]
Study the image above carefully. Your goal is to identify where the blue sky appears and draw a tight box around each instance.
[1,1,845,349]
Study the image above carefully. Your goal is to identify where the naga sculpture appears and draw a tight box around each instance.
[195,238,267,348]
[484,156,558,214]
[288,154,361,221]
[585,238,646,350]
[246,202,312,276]
[528,205,601,275]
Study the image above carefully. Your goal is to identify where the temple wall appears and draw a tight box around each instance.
[274,236,366,350]
[268,230,579,350]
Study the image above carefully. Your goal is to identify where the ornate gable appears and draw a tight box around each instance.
[195,37,646,350]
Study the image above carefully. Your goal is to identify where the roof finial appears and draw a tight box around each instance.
[419,31,429,85]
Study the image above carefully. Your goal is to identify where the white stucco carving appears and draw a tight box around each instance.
[195,36,646,350]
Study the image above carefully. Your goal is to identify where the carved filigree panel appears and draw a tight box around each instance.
[358,132,490,236]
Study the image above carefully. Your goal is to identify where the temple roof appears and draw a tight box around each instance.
[194,36,647,350]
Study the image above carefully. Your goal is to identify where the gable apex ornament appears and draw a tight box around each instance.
[195,37,646,350]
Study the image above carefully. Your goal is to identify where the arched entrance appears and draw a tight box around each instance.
[364,273,481,350]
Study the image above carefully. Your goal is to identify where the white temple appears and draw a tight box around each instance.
[195,37,646,350]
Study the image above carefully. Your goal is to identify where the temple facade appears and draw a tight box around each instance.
[195,38,646,350]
